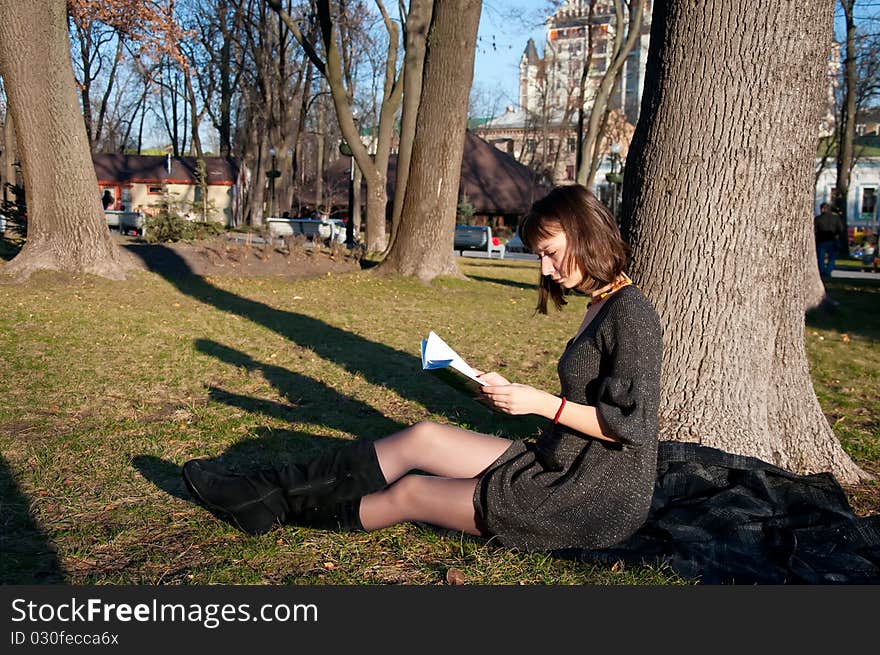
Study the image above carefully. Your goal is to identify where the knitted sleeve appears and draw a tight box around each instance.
[594,295,663,446]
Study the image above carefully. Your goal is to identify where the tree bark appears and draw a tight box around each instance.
[379,0,481,281]
[619,0,866,483]
[0,0,132,281]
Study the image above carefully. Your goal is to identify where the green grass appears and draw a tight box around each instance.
[0,251,876,585]
[806,279,880,497]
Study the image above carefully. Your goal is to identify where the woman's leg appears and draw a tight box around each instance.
[359,475,483,534]
[373,420,512,484]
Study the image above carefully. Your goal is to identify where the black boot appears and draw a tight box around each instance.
[182,440,386,535]
[296,498,366,532]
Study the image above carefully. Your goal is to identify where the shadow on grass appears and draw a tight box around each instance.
[466,274,539,291]
[125,243,539,440]
[195,339,406,438]
[807,278,880,341]
[0,454,65,583]
[0,237,23,262]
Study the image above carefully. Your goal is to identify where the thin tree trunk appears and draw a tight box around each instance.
[75,21,95,149]
[0,0,132,280]
[386,0,433,254]
[316,82,325,212]
[94,36,124,150]
[576,1,597,174]
[379,0,481,281]
[620,0,865,483]
[3,110,16,195]
[835,0,856,223]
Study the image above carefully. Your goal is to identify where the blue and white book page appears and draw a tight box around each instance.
[420,331,486,386]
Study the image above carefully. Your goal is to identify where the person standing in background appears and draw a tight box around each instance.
[814,202,846,280]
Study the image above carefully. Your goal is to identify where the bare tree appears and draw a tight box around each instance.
[68,12,126,151]
[620,0,866,483]
[233,1,314,226]
[268,0,403,252]
[187,0,247,158]
[576,0,644,187]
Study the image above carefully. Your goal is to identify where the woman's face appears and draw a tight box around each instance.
[534,227,583,289]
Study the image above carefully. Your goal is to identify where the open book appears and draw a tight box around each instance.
[420,331,489,401]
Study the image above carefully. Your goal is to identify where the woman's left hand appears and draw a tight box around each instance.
[481,383,556,417]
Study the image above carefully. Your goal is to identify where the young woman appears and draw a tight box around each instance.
[183,184,663,551]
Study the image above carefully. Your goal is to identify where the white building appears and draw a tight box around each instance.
[815,157,879,236]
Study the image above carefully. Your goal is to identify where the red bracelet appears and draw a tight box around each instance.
[553,396,567,424]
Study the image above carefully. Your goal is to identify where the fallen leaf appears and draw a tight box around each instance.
[841,334,850,342]
[446,567,466,585]
[611,560,625,573]
[323,562,335,570]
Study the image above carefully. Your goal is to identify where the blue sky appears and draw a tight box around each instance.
[472,0,550,112]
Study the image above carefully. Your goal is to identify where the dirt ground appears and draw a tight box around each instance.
[120,233,363,278]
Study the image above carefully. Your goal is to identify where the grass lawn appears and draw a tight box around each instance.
[1,248,877,585]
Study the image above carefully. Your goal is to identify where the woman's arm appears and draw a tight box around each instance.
[478,381,620,444]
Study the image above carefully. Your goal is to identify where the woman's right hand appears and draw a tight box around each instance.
[474,370,511,386]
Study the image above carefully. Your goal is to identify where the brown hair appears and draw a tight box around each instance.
[519,184,629,314]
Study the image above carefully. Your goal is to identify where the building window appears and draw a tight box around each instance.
[525,139,537,154]
[148,185,164,195]
[194,185,203,202]
[567,137,577,153]
[862,187,877,218]
[566,165,575,181]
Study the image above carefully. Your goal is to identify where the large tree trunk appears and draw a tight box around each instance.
[0,0,132,281]
[379,0,481,281]
[620,0,866,483]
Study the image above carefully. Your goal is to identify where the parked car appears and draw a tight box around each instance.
[505,232,530,253]
[453,225,505,258]
[325,218,348,245]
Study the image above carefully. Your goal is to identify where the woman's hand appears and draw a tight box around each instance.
[480,383,557,417]
[473,369,511,386]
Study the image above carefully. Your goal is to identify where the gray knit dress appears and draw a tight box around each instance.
[473,285,663,551]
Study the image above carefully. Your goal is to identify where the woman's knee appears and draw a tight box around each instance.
[401,420,443,452]
[384,474,431,512]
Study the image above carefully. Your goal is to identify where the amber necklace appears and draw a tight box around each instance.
[589,273,633,304]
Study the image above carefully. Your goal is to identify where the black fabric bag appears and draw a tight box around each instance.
[570,442,880,584]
